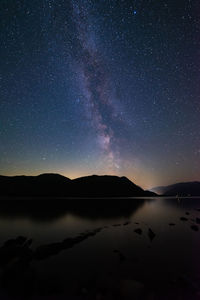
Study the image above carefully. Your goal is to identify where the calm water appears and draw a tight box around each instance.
[0,197,200,299]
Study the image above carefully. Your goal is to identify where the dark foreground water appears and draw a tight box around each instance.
[0,197,200,299]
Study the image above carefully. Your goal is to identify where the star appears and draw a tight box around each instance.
[0,0,199,188]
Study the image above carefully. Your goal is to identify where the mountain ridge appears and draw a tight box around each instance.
[151,181,200,196]
[0,173,156,197]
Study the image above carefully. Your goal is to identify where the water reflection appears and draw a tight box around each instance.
[0,197,200,299]
[0,197,146,221]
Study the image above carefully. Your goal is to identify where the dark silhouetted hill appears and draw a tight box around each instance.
[71,175,156,197]
[151,181,200,196]
[0,173,156,197]
[0,173,71,197]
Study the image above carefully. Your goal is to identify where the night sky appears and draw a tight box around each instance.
[0,0,199,189]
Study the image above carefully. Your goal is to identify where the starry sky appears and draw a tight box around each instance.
[0,0,200,189]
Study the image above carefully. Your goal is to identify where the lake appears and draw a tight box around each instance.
[0,197,200,299]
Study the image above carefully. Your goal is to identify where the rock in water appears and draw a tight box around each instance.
[148,228,156,242]
[180,217,188,221]
[191,225,199,231]
[113,250,126,262]
[196,218,200,224]
[123,221,131,226]
[134,228,142,235]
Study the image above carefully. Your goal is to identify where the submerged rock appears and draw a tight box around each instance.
[123,221,131,226]
[3,236,27,248]
[34,228,103,260]
[148,228,156,242]
[196,218,200,224]
[180,217,188,221]
[134,228,142,235]
[34,242,62,260]
[191,225,199,231]
[113,250,126,262]
[0,236,33,267]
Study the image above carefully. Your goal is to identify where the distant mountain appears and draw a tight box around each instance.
[151,181,200,196]
[0,173,156,197]
[150,185,169,195]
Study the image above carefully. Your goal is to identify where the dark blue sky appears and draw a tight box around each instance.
[0,0,200,188]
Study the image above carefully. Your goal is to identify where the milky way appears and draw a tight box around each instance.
[72,0,121,171]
